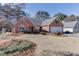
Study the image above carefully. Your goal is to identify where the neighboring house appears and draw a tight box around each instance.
[0,12,15,32]
[15,17,34,33]
[0,15,17,32]
[63,21,79,33]
[63,16,79,33]
[41,16,63,33]
[0,20,14,32]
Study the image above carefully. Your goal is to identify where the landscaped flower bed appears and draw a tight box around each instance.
[0,39,36,56]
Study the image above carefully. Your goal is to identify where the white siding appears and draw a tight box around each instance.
[63,28,73,32]
[74,22,79,32]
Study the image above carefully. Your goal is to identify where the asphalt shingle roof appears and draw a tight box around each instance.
[63,21,77,28]
[28,17,49,26]
[41,16,59,26]
[28,18,42,26]
[64,16,77,22]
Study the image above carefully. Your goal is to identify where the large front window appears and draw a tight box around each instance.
[19,27,25,32]
[19,24,25,32]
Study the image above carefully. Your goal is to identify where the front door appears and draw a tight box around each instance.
[30,27,34,32]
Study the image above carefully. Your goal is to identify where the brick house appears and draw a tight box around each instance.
[14,16,63,33]
[41,16,63,33]
[15,17,34,33]
[63,16,79,33]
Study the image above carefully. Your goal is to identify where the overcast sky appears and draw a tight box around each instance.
[23,3,79,17]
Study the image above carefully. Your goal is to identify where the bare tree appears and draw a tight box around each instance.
[0,3,29,21]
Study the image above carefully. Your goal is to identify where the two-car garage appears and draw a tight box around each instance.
[50,26,63,33]
[41,16,63,33]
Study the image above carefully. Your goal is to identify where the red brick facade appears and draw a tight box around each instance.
[42,19,63,33]
[15,18,34,33]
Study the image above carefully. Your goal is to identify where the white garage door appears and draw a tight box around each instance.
[50,27,62,33]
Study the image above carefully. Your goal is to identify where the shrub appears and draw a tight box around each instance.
[40,32,47,35]
[0,39,36,56]
[55,32,61,35]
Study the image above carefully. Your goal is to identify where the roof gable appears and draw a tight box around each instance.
[16,17,34,27]
[41,16,60,26]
